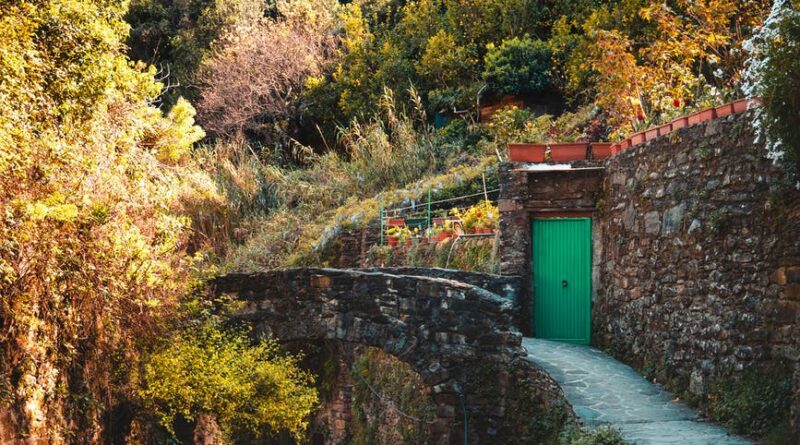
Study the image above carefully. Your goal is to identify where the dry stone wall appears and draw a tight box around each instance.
[595,111,800,403]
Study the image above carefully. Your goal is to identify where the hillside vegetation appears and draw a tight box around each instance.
[1,0,798,443]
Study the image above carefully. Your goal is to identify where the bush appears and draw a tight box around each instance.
[760,7,800,166]
[138,325,318,441]
[483,36,553,97]
[557,425,628,445]
[706,365,792,437]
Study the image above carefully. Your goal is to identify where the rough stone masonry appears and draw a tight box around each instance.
[499,110,800,439]
[211,268,571,444]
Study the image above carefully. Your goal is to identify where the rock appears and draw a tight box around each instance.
[662,203,686,235]
[690,370,706,396]
[645,211,661,235]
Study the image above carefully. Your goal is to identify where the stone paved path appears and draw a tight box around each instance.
[522,338,752,445]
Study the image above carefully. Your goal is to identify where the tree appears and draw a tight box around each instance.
[0,0,213,440]
[483,36,553,97]
[196,15,334,145]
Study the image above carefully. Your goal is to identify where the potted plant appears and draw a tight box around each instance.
[549,143,588,162]
[715,102,735,118]
[657,122,672,137]
[386,217,405,227]
[687,108,715,126]
[386,226,413,248]
[591,143,613,160]
[459,200,499,234]
[507,143,547,163]
[386,226,400,247]
[644,126,659,141]
[730,98,761,113]
[672,115,689,130]
[620,139,632,150]
[630,132,646,145]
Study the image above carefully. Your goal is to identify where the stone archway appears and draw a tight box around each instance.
[212,268,571,444]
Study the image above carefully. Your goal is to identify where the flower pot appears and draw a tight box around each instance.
[715,103,735,118]
[644,127,659,141]
[549,143,588,162]
[657,123,672,137]
[434,230,452,242]
[630,132,646,146]
[591,143,613,160]
[748,97,764,108]
[731,98,753,113]
[474,227,493,234]
[687,108,715,126]
[610,144,620,156]
[387,217,405,227]
[387,236,399,247]
[672,116,689,130]
[620,139,632,150]
[507,143,547,163]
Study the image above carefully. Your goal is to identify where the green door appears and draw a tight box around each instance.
[532,218,591,344]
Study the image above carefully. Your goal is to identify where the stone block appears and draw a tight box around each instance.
[644,211,661,235]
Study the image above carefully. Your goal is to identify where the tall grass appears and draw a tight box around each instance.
[205,88,482,270]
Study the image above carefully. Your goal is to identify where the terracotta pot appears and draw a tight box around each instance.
[644,127,659,141]
[549,143,588,162]
[715,103,735,118]
[748,97,764,108]
[657,123,672,137]
[507,143,547,163]
[620,139,632,150]
[610,144,620,156]
[672,116,689,130]
[687,108,715,126]
[591,143,613,160]
[630,132,646,146]
[387,236,399,247]
[434,230,452,242]
[387,217,405,227]
[475,227,493,234]
[731,98,750,113]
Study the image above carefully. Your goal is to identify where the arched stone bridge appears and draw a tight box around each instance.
[211,268,570,444]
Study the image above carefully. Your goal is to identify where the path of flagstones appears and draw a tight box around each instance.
[522,338,752,445]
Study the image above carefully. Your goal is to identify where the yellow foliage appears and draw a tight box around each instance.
[139,325,318,440]
[0,0,219,439]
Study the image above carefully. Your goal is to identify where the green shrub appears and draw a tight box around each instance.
[707,365,792,437]
[483,36,553,97]
[350,348,436,445]
[760,7,800,167]
[556,425,628,445]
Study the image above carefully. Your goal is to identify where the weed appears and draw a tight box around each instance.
[707,364,792,437]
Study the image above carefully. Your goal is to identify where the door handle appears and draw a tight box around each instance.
[562,280,568,288]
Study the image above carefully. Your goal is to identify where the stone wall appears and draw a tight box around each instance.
[595,110,800,407]
[211,268,571,444]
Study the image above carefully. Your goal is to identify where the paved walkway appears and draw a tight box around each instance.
[522,338,752,445]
